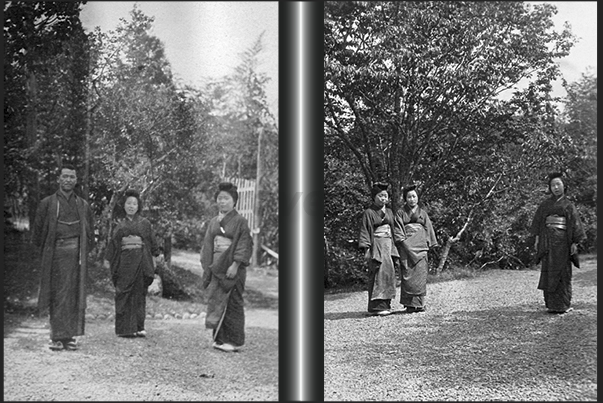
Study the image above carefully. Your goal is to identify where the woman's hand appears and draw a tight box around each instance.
[570,243,578,255]
[103,259,110,270]
[363,248,371,263]
[226,262,240,279]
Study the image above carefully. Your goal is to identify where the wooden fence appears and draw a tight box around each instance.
[228,178,256,228]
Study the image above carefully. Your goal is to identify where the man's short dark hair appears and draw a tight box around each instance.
[61,163,77,172]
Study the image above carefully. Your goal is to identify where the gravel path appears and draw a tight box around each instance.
[324,255,597,401]
[4,246,279,401]
[4,314,278,401]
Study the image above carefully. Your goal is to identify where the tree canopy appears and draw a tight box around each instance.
[324,1,596,287]
[4,3,279,266]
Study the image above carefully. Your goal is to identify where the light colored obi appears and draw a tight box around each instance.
[57,219,80,226]
[546,215,567,230]
[122,235,143,250]
[214,235,232,253]
[404,222,423,235]
[374,224,391,238]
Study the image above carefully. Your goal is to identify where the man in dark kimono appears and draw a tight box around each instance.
[31,164,95,350]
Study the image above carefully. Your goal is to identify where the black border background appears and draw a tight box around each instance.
[279,2,324,401]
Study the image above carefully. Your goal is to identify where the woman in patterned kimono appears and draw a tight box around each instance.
[396,185,438,313]
[530,172,585,314]
[201,182,253,352]
[358,182,405,316]
[104,190,163,337]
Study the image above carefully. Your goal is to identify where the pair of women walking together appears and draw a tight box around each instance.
[104,182,252,352]
[359,183,437,316]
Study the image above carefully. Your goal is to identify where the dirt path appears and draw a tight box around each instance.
[324,255,597,401]
[170,248,279,326]
[4,246,279,401]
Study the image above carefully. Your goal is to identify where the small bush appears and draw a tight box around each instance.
[324,245,366,289]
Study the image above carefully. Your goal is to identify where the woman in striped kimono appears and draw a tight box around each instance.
[358,182,406,316]
[396,185,438,313]
[201,182,253,352]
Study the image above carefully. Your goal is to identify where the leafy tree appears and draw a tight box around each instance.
[206,33,276,179]
[324,1,583,286]
[86,7,213,259]
[4,1,90,224]
[559,70,597,250]
[204,33,279,264]
[324,1,575,209]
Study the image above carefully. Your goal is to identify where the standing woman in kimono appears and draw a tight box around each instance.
[201,182,253,352]
[396,185,438,313]
[104,190,163,337]
[530,172,585,314]
[358,182,405,316]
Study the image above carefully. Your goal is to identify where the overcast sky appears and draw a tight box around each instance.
[80,1,279,115]
[525,1,597,97]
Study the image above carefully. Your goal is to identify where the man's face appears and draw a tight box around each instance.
[59,168,77,192]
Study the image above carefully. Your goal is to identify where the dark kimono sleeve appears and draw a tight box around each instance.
[200,218,218,288]
[233,217,253,266]
[84,202,96,252]
[530,202,545,237]
[31,198,49,247]
[424,213,438,248]
[358,210,373,250]
[392,211,406,246]
[568,203,586,245]
[104,225,122,283]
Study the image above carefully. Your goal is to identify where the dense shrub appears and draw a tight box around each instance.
[171,218,206,251]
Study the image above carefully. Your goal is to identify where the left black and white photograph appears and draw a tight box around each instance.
[4,1,279,400]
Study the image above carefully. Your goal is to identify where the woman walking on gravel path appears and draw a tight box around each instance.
[530,172,585,314]
[201,182,253,352]
[358,182,406,316]
[396,185,438,313]
[104,190,163,337]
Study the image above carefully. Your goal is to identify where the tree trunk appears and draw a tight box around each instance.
[96,183,130,261]
[436,237,455,274]
[252,128,263,268]
[26,71,39,229]
[436,210,473,274]
[434,177,500,273]
[83,81,92,203]
[163,234,172,267]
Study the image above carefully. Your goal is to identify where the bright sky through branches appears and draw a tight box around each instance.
[80,1,279,115]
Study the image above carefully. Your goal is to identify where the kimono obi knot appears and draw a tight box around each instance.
[545,215,566,230]
[122,235,143,250]
[214,235,232,253]
[373,224,392,238]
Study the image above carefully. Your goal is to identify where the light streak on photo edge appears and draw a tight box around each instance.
[297,3,304,401]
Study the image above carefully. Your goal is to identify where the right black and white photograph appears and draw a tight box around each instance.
[323,1,596,401]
